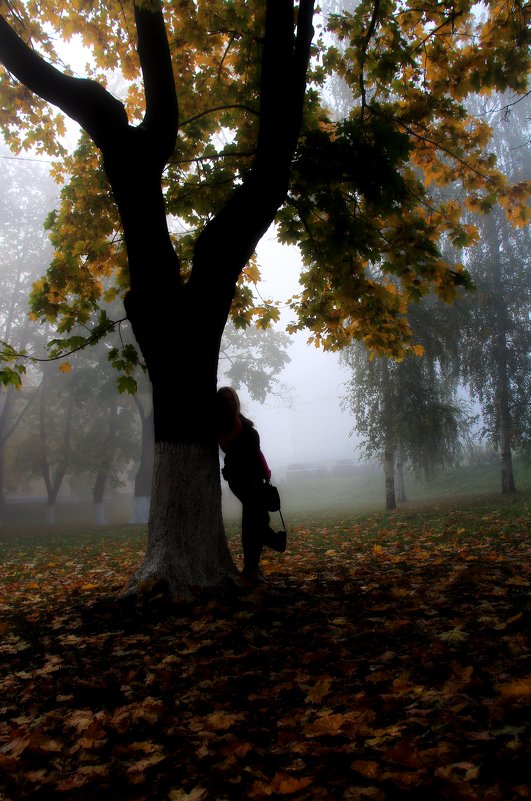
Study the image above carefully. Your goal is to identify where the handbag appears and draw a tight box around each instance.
[262,480,281,512]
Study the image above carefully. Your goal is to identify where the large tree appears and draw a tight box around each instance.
[0,0,528,596]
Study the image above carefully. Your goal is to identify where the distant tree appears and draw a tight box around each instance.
[0,1,528,595]
[458,98,530,493]
[33,364,76,524]
[459,210,530,493]
[12,355,129,524]
[74,358,139,524]
[128,392,154,526]
[342,298,469,509]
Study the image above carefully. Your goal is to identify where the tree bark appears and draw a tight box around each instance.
[124,441,237,597]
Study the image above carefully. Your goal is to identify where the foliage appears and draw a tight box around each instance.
[219,321,291,403]
[456,100,531,458]
[0,0,529,364]
[0,493,530,800]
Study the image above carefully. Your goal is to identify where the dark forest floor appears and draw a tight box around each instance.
[0,493,530,800]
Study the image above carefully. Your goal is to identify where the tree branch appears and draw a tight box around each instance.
[359,0,380,119]
[0,13,129,149]
[192,0,315,293]
[134,0,178,164]
[179,104,259,128]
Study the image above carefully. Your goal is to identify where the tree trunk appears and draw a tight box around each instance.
[45,503,56,526]
[381,359,397,511]
[39,368,74,525]
[123,440,237,598]
[0,446,5,525]
[129,402,154,524]
[494,290,516,494]
[92,400,119,524]
[384,441,396,511]
[0,387,17,522]
[395,443,406,503]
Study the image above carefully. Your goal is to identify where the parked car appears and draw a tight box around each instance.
[330,458,360,477]
[286,461,328,481]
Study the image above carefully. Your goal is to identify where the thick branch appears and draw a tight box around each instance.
[135,1,178,163]
[192,0,315,300]
[0,14,128,148]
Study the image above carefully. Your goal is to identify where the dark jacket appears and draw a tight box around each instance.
[221,415,268,482]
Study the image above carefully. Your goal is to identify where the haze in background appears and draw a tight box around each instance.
[239,229,357,476]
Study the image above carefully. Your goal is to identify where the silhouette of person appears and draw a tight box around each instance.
[216,386,286,583]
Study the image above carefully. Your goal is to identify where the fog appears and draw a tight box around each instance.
[238,231,356,477]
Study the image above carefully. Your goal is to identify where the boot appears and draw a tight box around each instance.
[241,565,267,584]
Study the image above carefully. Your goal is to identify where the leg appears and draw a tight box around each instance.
[229,477,272,572]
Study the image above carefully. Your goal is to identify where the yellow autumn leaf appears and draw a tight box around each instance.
[58,362,72,373]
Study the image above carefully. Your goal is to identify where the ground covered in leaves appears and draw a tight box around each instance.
[0,494,530,801]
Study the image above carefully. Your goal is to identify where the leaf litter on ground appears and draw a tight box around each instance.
[0,493,530,801]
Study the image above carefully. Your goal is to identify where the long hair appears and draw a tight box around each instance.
[216,386,241,433]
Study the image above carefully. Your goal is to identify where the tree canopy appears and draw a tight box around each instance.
[1,0,528,372]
